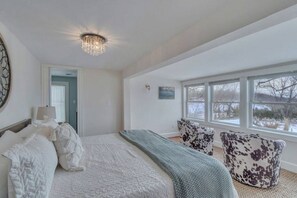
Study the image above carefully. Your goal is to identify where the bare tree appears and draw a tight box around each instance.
[256,76,297,131]
[213,83,240,120]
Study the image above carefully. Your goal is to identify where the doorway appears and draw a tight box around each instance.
[50,68,78,131]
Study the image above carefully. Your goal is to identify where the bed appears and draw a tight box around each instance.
[1,120,238,198]
[50,133,175,198]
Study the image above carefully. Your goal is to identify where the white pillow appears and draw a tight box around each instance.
[17,124,39,139]
[3,133,58,198]
[0,131,23,198]
[53,123,85,171]
[17,124,56,141]
[36,119,59,130]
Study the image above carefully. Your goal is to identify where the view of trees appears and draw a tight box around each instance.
[186,75,297,133]
[253,75,297,132]
[212,82,240,124]
[187,86,205,119]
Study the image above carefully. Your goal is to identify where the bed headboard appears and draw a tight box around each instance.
[0,119,31,137]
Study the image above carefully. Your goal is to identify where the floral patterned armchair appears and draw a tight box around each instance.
[177,119,215,155]
[220,131,286,188]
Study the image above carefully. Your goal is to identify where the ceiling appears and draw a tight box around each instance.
[0,1,296,71]
[147,17,297,81]
[0,0,231,70]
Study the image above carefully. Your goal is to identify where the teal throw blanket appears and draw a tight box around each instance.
[120,130,236,198]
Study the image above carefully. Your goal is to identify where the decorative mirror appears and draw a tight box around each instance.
[0,35,11,109]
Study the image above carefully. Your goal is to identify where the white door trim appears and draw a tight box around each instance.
[41,64,84,136]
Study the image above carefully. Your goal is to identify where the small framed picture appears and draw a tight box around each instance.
[159,87,175,99]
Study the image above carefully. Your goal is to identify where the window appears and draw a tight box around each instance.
[251,73,297,133]
[51,83,69,123]
[211,81,240,125]
[186,85,205,120]
[183,65,297,137]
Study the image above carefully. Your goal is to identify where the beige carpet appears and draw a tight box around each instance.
[169,137,297,198]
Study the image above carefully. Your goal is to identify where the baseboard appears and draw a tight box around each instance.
[281,161,297,173]
[161,131,180,138]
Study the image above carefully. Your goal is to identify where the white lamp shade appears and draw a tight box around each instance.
[37,106,56,120]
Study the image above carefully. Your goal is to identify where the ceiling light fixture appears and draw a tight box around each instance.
[80,33,107,56]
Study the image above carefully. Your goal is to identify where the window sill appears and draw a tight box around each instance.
[246,127,297,143]
[185,118,297,143]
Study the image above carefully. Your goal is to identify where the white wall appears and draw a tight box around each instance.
[0,21,41,128]
[129,75,181,135]
[42,65,123,137]
[81,68,122,136]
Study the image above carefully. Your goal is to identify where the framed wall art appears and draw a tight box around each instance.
[159,86,175,100]
[0,34,11,109]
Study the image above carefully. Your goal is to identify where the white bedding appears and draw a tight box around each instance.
[50,133,174,198]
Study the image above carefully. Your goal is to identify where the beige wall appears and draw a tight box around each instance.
[81,68,122,136]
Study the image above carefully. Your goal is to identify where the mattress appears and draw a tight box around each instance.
[50,133,174,198]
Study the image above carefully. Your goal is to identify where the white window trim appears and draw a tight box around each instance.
[185,84,205,121]
[182,61,297,143]
[210,79,240,126]
[248,72,297,134]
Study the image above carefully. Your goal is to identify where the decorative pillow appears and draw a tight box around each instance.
[3,133,58,198]
[53,123,85,171]
[0,131,23,198]
[17,124,38,138]
[36,119,59,131]
[18,124,56,141]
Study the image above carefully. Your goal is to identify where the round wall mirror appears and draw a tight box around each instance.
[0,35,11,109]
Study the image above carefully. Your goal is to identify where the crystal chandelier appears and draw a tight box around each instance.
[80,33,107,56]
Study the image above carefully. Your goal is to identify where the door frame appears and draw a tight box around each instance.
[41,64,84,136]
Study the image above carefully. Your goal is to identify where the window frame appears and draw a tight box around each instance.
[248,72,297,135]
[185,84,206,121]
[210,79,240,126]
[182,62,297,142]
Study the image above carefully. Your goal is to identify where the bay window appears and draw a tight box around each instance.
[183,65,297,137]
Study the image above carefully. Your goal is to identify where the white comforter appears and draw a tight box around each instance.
[50,133,174,198]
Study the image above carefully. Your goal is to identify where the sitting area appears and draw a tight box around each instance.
[177,118,287,189]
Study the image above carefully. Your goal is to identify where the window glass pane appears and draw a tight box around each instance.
[252,104,297,133]
[212,102,240,124]
[187,102,204,120]
[51,85,66,122]
[213,81,240,102]
[188,85,205,102]
[253,75,297,103]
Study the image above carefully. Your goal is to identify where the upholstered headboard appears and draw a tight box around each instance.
[0,119,31,137]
